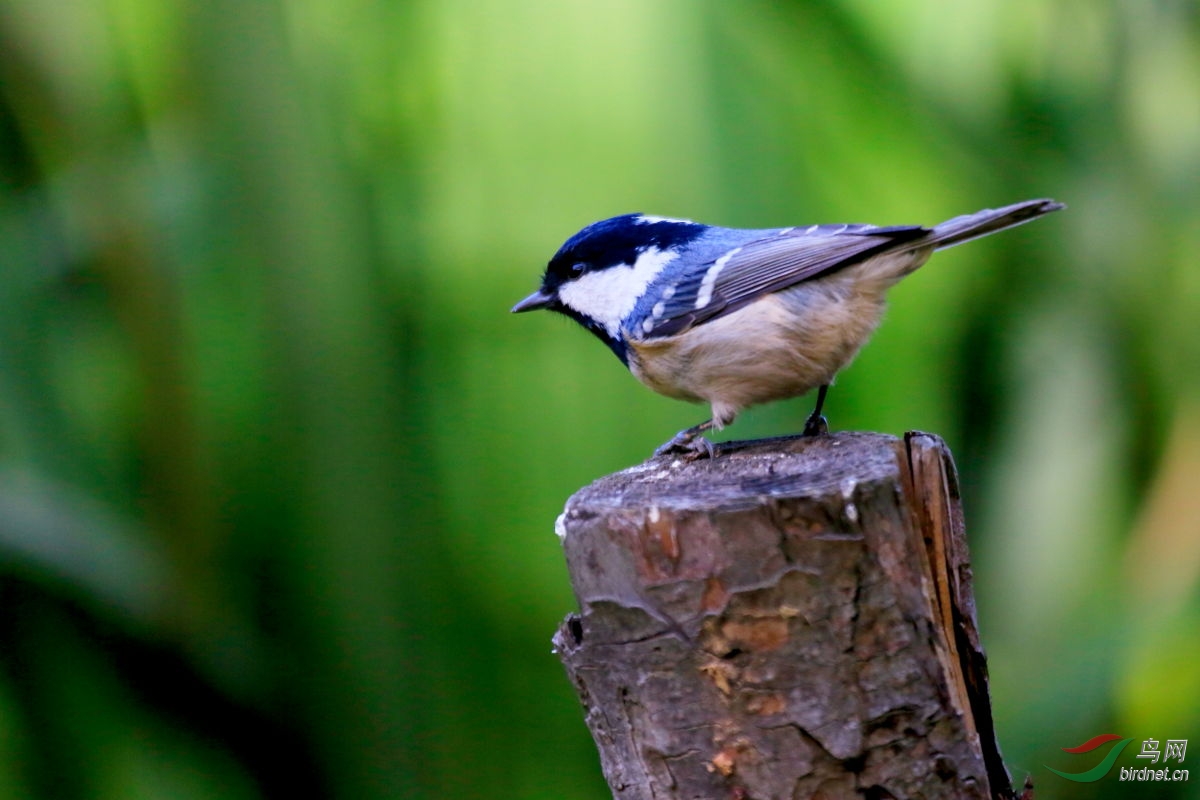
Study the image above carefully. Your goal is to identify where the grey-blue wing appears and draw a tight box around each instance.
[636,223,930,339]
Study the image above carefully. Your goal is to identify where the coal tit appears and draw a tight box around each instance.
[513,199,1064,458]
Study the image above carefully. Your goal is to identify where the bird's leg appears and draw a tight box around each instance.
[802,384,830,436]
[654,419,716,460]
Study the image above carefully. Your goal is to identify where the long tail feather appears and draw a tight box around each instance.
[929,198,1065,250]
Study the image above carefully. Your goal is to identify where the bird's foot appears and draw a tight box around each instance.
[653,429,715,460]
[802,414,828,437]
[802,384,830,436]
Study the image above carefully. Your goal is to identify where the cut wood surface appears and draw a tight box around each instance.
[552,432,1016,800]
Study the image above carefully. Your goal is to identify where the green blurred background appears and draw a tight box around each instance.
[1,0,1198,798]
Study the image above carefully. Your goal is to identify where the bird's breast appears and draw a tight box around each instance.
[626,279,887,412]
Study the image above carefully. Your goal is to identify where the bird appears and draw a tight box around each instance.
[513,199,1064,458]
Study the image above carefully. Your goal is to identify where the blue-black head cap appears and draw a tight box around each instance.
[541,214,704,291]
[512,213,705,313]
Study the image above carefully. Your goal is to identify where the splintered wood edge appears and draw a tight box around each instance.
[899,431,1012,799]
[895,434,974,731]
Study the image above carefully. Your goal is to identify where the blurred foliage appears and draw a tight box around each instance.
[0,0,1198,798]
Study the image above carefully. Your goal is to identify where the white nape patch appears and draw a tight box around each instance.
[557,246,678,336]
[637,214,694,225]
[694,246,742,309]
[554,511,568,541]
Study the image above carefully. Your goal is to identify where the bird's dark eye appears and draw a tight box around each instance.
[569,262,586,277]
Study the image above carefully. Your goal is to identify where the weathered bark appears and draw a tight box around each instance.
[552,432,1015,800]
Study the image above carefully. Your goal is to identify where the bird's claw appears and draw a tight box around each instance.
[654,430,715,460]
[802,414,828,437]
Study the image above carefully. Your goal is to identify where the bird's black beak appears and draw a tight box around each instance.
[511,289,555,313]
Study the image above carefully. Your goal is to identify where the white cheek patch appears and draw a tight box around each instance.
[695,246,742,309]
[558,247,678,336]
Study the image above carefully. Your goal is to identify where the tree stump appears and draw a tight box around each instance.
[552,432,1016,800]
